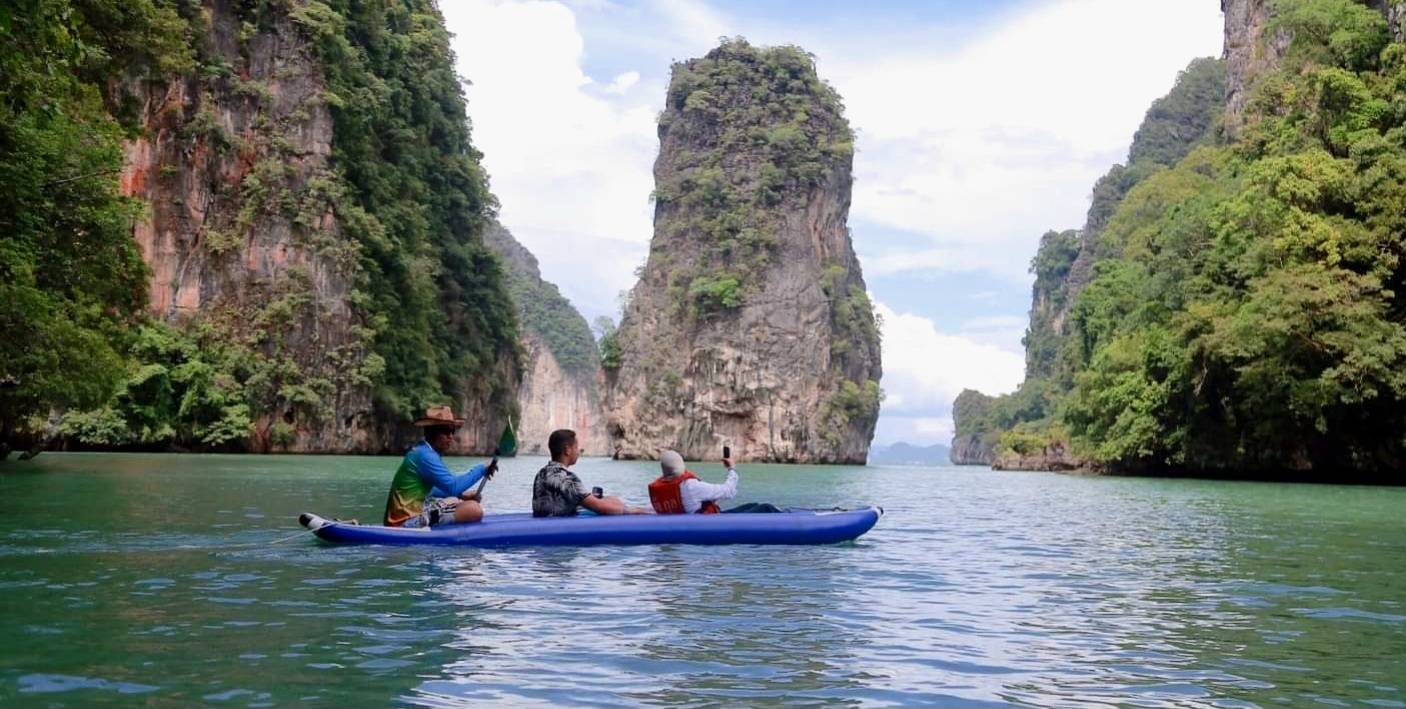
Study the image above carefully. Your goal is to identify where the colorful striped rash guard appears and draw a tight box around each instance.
[383,441,488,526]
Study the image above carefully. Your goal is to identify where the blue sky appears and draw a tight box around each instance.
[438,0,1225,446]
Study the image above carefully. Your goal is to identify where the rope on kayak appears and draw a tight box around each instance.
[260,530,311,546]
[176,529,312,551]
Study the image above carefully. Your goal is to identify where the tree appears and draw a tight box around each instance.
[1062,0,1406,475]
[594,317,623,371]
[0,0,169,456]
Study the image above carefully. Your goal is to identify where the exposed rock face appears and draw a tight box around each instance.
[482,223,609,456]
[116,0,515,454]
[119,2,375,452]
[992,444,1085,473]
[606,40,882,464]
[515,334,609,456]
[950,435,995,467]
[950,390,996,466]
[1221,0,1288,136]
[1223,1,1405,135]
[1369,1,1406,41]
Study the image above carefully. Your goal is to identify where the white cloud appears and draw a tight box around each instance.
[864,244,1030,282]
[654,0,729,46]
[439,0,1225,444]
[959,314,1029,353]
[604,70,641,94]
[561,0,619,9]
[439,0,660,322]
[828,0,1225,276]
[873,301,1024,445]
[442,0,1223,308]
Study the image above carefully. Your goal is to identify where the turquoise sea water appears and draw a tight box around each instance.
[0,453,1403,708]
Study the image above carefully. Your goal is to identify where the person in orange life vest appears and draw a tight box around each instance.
[648,450,738,514]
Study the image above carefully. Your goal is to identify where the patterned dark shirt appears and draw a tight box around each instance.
[532,461,588,517]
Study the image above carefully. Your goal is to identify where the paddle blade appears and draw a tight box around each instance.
[496,422,517,457]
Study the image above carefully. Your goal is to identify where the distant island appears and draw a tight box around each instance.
[868,442,951,467]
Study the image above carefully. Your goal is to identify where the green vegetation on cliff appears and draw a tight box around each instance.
[484,224,599,380]
[594,317,624,372]
[1031,57,1228,384]
[655,38,853,319]
[1022,229,1080,378]
[958,57,1228,465]
[1065,0,1406,473]
[2,0,520,454]
[1090,57,1229,244]
[289,0,520,422]
[504,274,596,378]
[964,0,1406,476]
[609,37,881,463]
[0,0,187,454]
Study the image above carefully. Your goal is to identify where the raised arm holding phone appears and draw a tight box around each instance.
[648,444,782,514]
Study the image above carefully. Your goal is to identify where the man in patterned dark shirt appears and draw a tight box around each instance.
[532,429,646,517]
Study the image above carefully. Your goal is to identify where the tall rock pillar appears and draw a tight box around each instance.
[605,40,882,464]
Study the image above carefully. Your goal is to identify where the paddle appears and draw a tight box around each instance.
[471,417,517,500]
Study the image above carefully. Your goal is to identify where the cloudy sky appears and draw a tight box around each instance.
[438,0,1225,447]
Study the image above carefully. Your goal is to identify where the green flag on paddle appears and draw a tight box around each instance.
[496,417,517,458]
[473,418,516,500]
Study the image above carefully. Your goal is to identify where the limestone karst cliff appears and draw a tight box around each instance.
[950,390,997,466]
[1222,0,1404,133]
[950,57,1227,468]
[482,223,609,456]
[1038,57,1227,381]
[117,0,380,452]
[1022,229,1081,381]
[1221,0,1288,134]
[9,0,521,455]
[955,0,1406,477]
[1387,1,1406,39]
[605,39,882,464]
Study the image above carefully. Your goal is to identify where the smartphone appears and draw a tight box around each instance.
[592,486,604,499]
[723,445,731,459]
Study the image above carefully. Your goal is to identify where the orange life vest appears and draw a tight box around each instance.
[648,471,721,514]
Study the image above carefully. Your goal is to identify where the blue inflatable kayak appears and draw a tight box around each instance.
[298,507,882,547]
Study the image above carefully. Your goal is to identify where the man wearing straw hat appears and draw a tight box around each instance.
[382,406,498,528]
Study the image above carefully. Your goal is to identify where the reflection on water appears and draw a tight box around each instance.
[1,453,1404,708]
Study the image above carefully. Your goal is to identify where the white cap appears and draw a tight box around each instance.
[659,450,685,478]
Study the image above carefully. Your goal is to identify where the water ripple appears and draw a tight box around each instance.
[1,455,1404,707]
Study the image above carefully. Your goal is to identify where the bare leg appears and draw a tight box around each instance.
[452,499,484,524]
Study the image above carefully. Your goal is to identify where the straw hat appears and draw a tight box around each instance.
[413,406,466,428]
